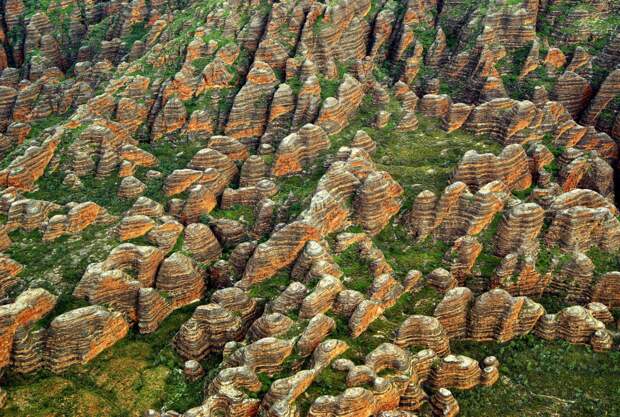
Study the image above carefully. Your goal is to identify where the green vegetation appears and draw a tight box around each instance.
[540,2,620,56]
[502,66,557,101]
[1,137,218,415]
[374,223,449,275]
[85,20,112,53]
[384,285,443,319]
[297,366,348,414]
[124,0,242,81]
[27,172,134,215]
[475,213,503,278]
[275,169,325,217]
[414,25,438,50]
[6,225,116,298]
[334,243,373,293]
[287,75,303,96]
[319,77,341,100]
[23,0,51,17]
[497,42,557,101]
[587,247,620,276]
[248,271,290,299]
[327,95,502,204]
[374,114,502,199]
[453,335,620,416]
[122,23,149,50]
[211,204,255,224]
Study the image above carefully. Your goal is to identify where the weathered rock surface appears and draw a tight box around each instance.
[2,1,620,414]
[46,305,129,373]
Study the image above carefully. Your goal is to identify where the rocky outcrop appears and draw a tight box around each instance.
[2,1,619,414]
[434,287,474,339]
[223,336,295,376]
[174,290,256,360]
[155,252,205,309]
[208,135,249,162]
[296,314,335,357]
[0,255,21,298]
[180,185,217,223]
[239,155,268,187]
[46,305,129,373]
[147,218,184,253]
[188,148,237,196]
[491,254,550,298]
[225,61,278,146]
[300,275,344,319]
[394,315,450,356]
[0,132,60,191]
[102,243,164,287]
[467,289,544,342]
[427,268,458,294]
[545,206,620,253]
[268,281,308,316]
[116,215,156,241]
[239,221,321,288]
[581,69,620,125]
[442,103,473,133]
[292,75,322,131]
[73,267,141,322]
[453,144,531,192]
[407,180,509,244]
[117,176,146,199]
[291,240,339,283]
[405,190,437,242]
[348,300,384,338]
[591,272,620,308]
[272,124,330,177]
[446,236,482,284]
[183,223,222,263]
[209,218,247,248]
[535,305,608,350]
[261,83,295,148]
[548,253,594,304]
[247,313,293,341]
[428,354,490,390]
[493,203,544,257]
[41,201,106,241]
[163,169,203,197]
[0,289,57,368]
[552,71,592,118]
[430,388,459,417]
[419,94,450,118]
[220,180,278,209]
[317,75,363,134]
[353,171,403,235]
[350,130,376,154]
[151,96,187,141]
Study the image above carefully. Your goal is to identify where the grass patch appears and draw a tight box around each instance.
[374,115,502,201]
[334,244,373,293]
[6,226,117,297]
[248,271,290,299]
[453,335,620,417]
[373,223,449,276]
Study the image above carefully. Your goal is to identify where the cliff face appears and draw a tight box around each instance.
[0,0,619,416]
